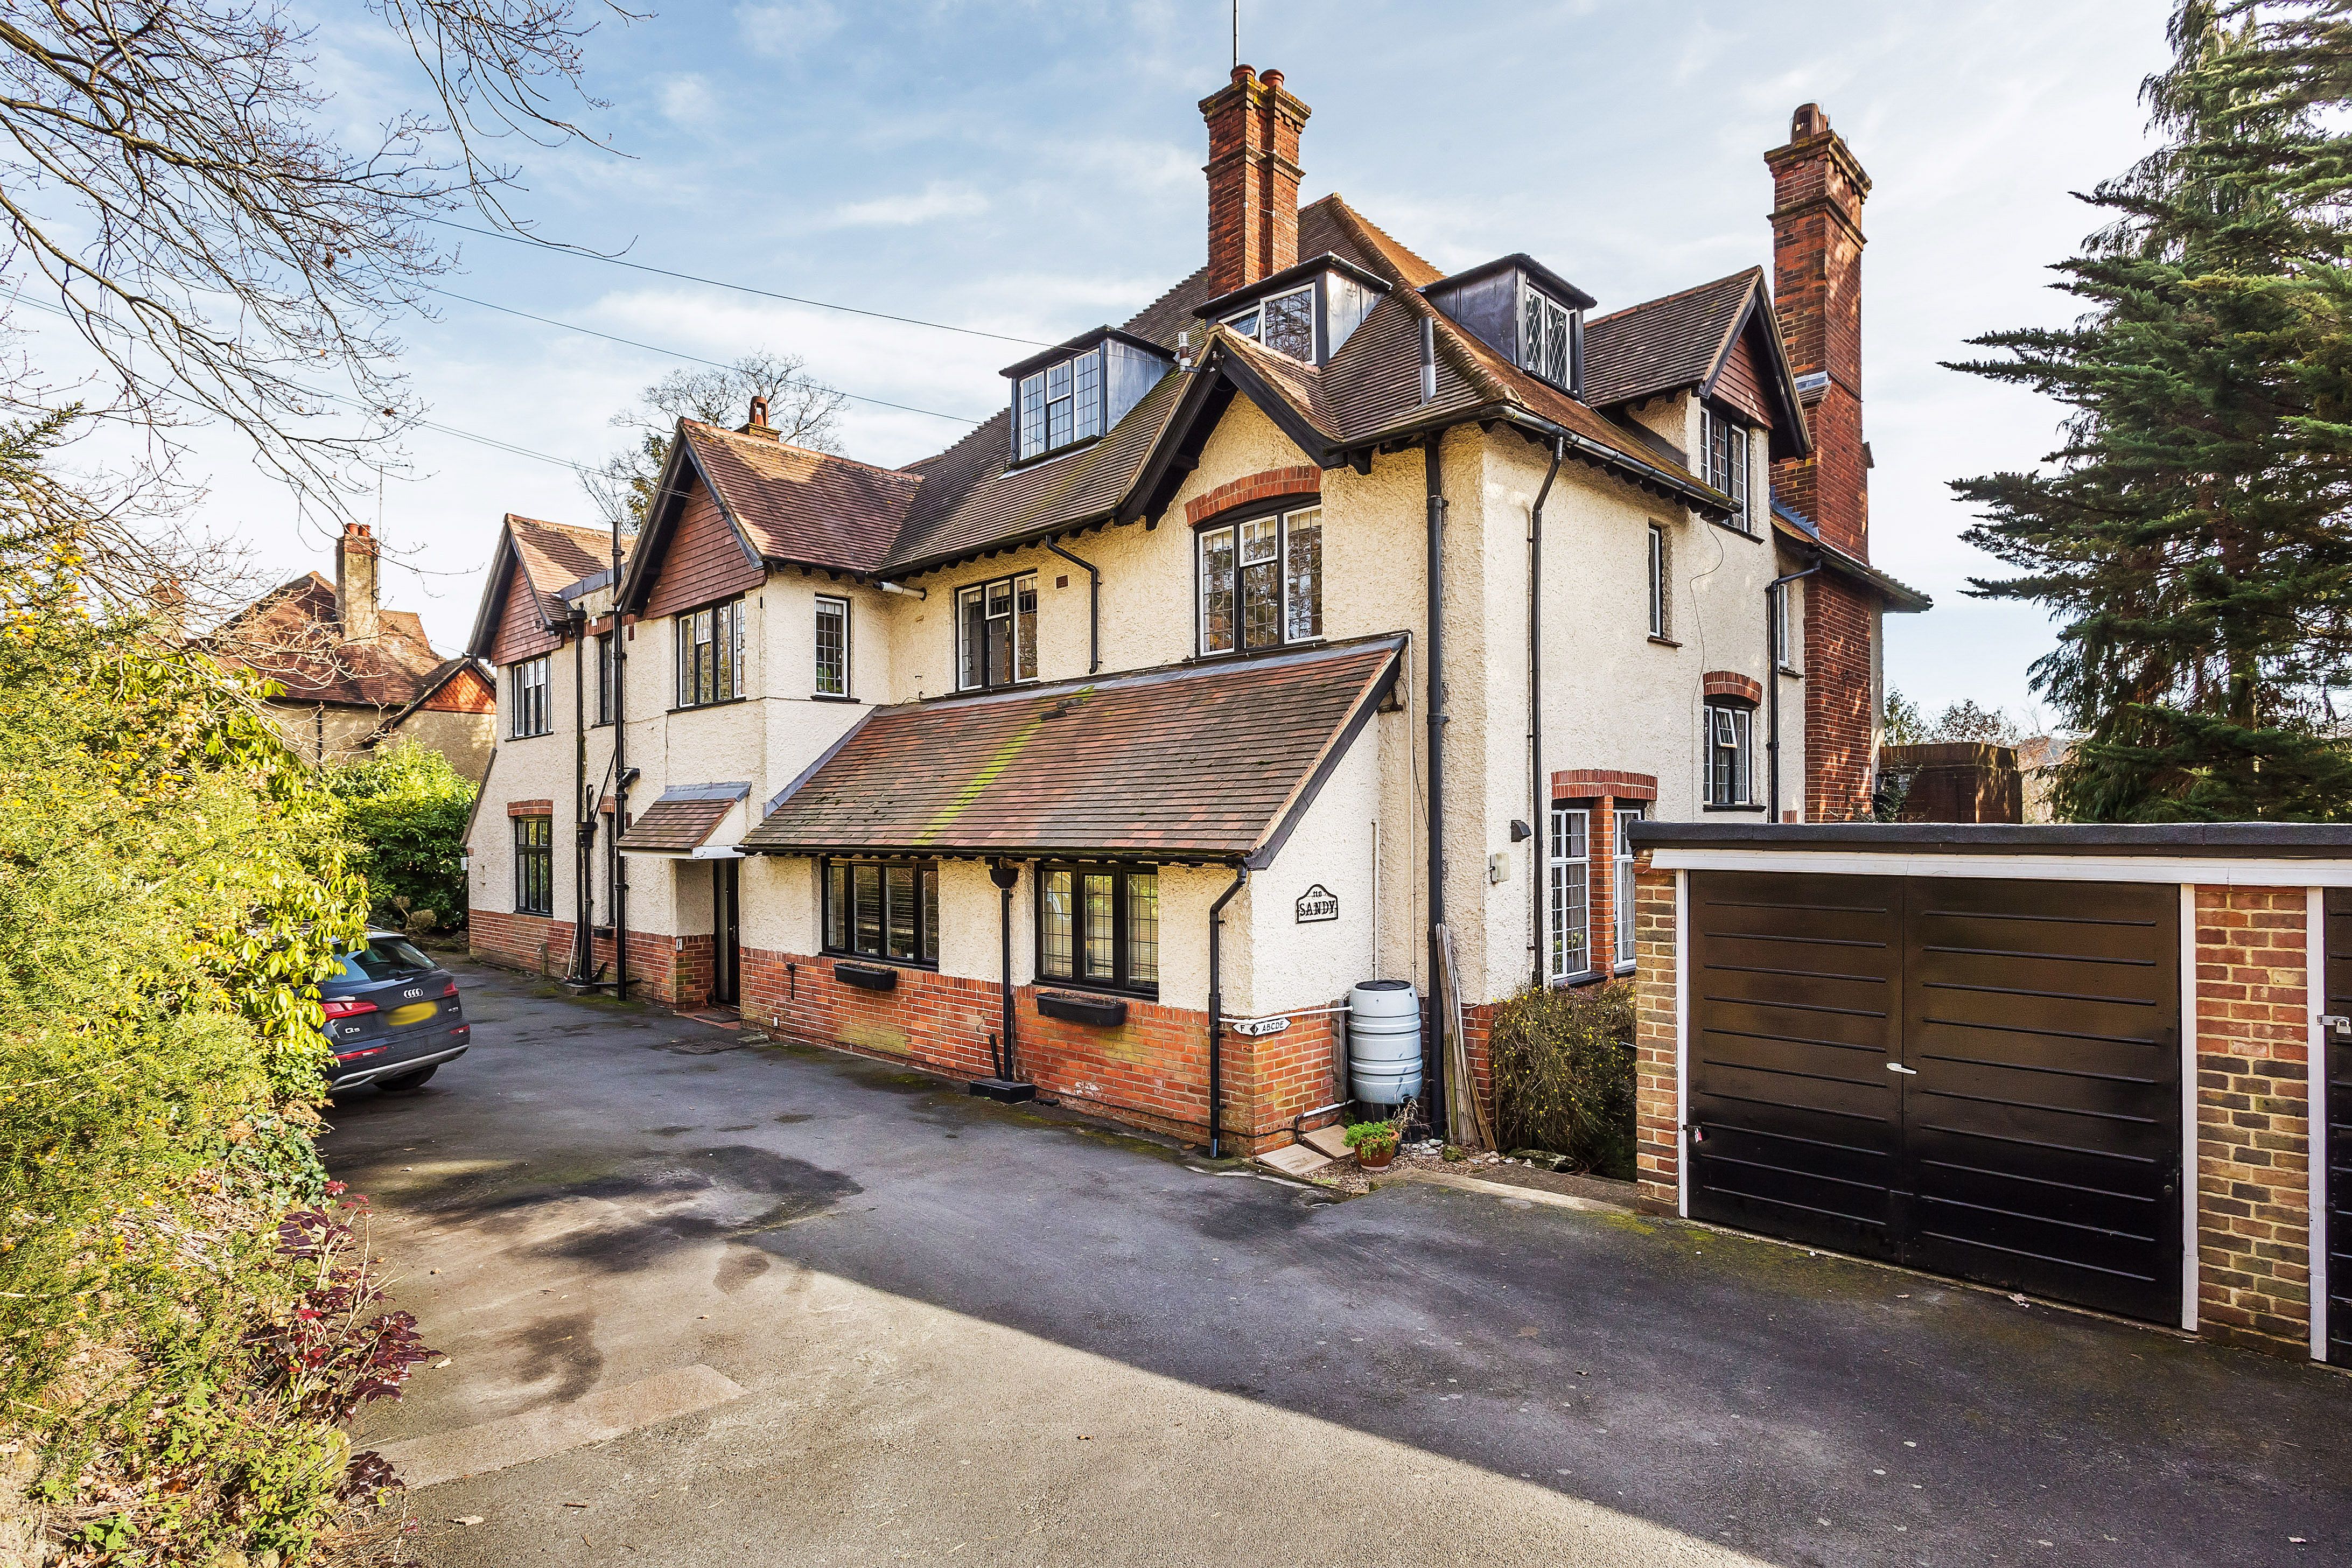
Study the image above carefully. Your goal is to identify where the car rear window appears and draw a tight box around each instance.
[338,937,436,981]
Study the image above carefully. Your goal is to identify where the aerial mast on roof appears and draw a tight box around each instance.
[1231,0,1238,70]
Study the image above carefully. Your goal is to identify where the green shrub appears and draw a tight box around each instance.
[1488,981,1637,1179]
[326,739,477,930]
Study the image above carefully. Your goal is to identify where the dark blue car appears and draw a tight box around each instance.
[323,932,471,1094]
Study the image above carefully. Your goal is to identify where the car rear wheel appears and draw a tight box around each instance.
[374,1065,438,1093]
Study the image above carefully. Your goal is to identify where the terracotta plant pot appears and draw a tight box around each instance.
[1357,1145,1395,1169]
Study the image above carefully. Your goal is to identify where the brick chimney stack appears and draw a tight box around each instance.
[1766,102,1872,559]
[336,521,380,643]
[1200,65,1310,296]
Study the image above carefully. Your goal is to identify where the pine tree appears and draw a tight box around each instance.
[1950,1,2352,821]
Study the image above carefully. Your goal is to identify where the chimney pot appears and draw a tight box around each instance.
[1260,68,1283,91]
[335,520,381,643]
[1792,102,1829,140]
[748,394,769,429]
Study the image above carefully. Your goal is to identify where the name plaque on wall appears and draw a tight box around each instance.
[1295,884,1339,923]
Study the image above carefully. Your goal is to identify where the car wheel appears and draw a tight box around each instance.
[374,1065,438,1093]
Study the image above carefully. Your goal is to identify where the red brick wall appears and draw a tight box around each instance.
[1804,573,1876,822]
[645,477,764,622]
[2194,885,2312,1353]
[1630,856,1681,1212]
[741,947,1342,1154]
[468,909,712,1009]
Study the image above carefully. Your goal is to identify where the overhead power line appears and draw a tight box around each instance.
[423,215,1055,349]
[423,285,983,424]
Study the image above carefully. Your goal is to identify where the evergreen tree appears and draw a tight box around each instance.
[1950,1,2352,820]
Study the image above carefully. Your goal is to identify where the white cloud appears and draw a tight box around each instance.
[659,74,720,128]
[822,181,990,228]
[735,1,842,60]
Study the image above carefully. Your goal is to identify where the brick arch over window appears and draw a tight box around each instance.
[1703,670,1763,706]
[1185,465,1321,528]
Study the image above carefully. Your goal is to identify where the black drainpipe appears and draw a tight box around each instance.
[1045,540,1102,674]
[1527,437,1565,993]
[610,521,631,999]
[1424,435,1449,1139]
[569,605,591,982]
[1766,562,1822,822]
[991,859,1021,1081]
[1207,865,1250,1158]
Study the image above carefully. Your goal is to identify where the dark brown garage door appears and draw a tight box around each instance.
[1687,871,2182,1324]
[2325,891,2352,1365]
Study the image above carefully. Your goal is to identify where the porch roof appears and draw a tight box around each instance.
[617,782,752,854]
[741,636,1403,864]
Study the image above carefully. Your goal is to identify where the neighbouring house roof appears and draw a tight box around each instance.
[741,637,1404,863]
[215,572,467,711]
[616,782,753,854]
[467,514,622,662]
[1771,502,1931,612]
[1583,268,1811,459]
[675,423,923,575]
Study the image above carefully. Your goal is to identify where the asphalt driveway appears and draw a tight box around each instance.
[328,961,2351,1567]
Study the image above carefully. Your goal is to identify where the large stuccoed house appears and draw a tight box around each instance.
[461,71,1926,1156]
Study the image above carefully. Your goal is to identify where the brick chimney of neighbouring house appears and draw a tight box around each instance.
[336,521,380,642]
[1200,65,1310,296]
[1767,102,1872,559]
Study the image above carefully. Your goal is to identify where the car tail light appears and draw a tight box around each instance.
[323,997,379,1019]
[335,1045,388,1062]
[439,979,459,998]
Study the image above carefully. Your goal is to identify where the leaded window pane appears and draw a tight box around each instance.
[1083,873,1115,980]
[816,596,848,696]
[1284,509,1322,641]
[1201,527,1236,653]
[1614,808,1643,968]
[1072,349,1101,441]
[886,864,916,959]
[1041,870,1073,978]
[1125,872,1158,985]
[1019,373,1046,459]
[1223,307,1261,339]
[920,865,939,959]
[958,586,985,689]
[1262,286,1313,360]
[826,863,848,951]
[1240,516,1280,649]
[1014,576,1038,681]
[1548,807,1589,978]
[853,863,883,954]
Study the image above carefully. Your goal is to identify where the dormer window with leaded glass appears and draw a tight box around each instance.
[1423,254,1594,398]
[1194,254,1389,368]
[1005,330,1175,467]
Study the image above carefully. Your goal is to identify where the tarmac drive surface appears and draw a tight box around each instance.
[332,962,2351,1567]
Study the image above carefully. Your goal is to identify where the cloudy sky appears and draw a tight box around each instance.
[32,0,2176,724]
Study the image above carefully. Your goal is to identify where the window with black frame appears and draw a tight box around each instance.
[955,573,1037,690]
[513,816,553,915]
[1198,505,1321,656]
[1013,346,1104,463]
[507,655,551,738]
[676,598,746,708]
[822,859,939,964]
[1705,700,1754,807]
[815,594,850,697]
[594,632,616,725]
[1700,407,1750,530]
[1037,864,1158,995]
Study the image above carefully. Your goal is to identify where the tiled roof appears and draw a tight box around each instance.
[616,783,752,852]
[216,573,463,710]
[1769,505,1932,613]
[743,638,1402,861]
[1583,269,1762,409]
[676,423,921,576]
[508,514,613,607]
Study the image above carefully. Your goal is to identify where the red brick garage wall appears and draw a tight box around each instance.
[740,947,1342,1154]
[468,911,712,1009]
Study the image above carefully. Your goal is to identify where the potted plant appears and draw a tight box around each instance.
[1345,1118,1401,1169]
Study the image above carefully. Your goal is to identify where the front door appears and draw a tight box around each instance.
[712,858,740,1007]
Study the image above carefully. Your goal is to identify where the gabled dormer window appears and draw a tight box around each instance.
[1224,283,1314,361]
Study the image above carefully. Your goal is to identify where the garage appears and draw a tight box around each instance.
[1627,822,2352,1359]
[1684,869,2181,1324]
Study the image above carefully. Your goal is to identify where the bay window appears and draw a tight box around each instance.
[1199,505,1322,655]
[956,572,1038,690]
[1548,807,1591,981]
[1037,864,1158,995]
[676,598,746,708]
[823,859,940,965]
